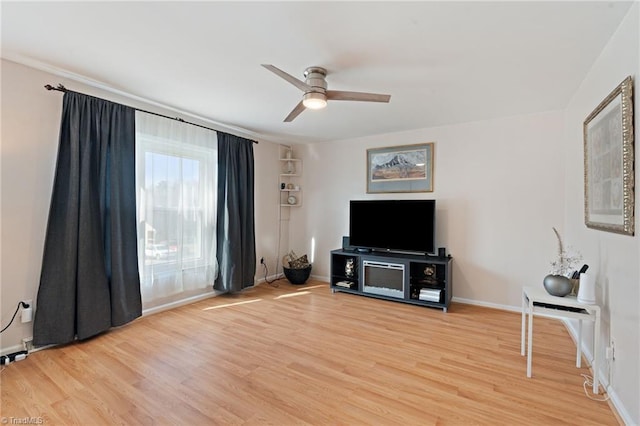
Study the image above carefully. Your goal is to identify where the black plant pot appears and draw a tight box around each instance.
[283,265,312,285]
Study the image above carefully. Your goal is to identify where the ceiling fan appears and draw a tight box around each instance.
[262,64,391,122]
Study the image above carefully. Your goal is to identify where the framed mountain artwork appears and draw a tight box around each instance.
[366,143,434,193]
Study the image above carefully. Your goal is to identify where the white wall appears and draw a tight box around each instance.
[0,59,284,353]
[563,3,639,424]
[1,61,60,354]
[253,141,285,280]
[296,110,566,309]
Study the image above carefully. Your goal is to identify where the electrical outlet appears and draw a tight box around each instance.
[608,337,616,361]
[21,299,33,323]
[260,257,265,264]
[22,337,33,352]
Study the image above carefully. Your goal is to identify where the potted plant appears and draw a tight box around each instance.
[282,250,312,285]
[543,227,582,297]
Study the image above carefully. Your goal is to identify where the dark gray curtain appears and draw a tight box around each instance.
[33,92,142,346]
[214,132,256,293]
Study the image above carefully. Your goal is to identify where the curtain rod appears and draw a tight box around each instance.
[44,84,258,144]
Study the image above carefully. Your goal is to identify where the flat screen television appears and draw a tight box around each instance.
[349,199,436,255]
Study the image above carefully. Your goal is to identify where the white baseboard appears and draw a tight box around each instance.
[452,296,521,313]
[311,274,330,283]
[1,343,25,357]
[606,387,634,426]
[142,291,220,316]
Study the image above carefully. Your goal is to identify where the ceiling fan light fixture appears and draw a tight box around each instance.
[302,92,327,110]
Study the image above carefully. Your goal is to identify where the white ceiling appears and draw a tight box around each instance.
[1,1,634,144]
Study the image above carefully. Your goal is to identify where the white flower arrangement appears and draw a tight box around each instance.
[549,227,582,276]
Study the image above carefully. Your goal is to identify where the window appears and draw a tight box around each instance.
[135,112,218,309]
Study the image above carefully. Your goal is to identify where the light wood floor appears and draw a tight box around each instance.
[1,280,618,425]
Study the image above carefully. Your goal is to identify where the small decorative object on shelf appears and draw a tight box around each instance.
[543,227,582,297]
[345,258,355,278]
[577,272,596,304]
[424,265,435,278]
[569,278,580,296]
[285,161,295,174]
[543,275,573,297]
[335,281,355,289]
[287,195,297,205]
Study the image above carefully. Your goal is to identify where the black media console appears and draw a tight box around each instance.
[330,249,453,312]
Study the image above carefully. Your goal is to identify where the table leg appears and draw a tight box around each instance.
[521,290,526,356]
[527,299,533,378]
[577,319,582,368]
[593,310,600,394]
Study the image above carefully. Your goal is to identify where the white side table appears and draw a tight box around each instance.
[521,286,601,394]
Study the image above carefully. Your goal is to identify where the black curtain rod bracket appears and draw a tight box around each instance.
[43,83,257,144]
[44,84,67,92]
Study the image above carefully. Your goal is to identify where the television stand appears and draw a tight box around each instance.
[330,249,453,312]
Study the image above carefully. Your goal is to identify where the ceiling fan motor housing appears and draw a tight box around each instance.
[304,67,328,93]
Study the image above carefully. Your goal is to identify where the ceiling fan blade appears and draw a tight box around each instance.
[262,64,311,92]
[284,101,306,122]
[326,90,391,103]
